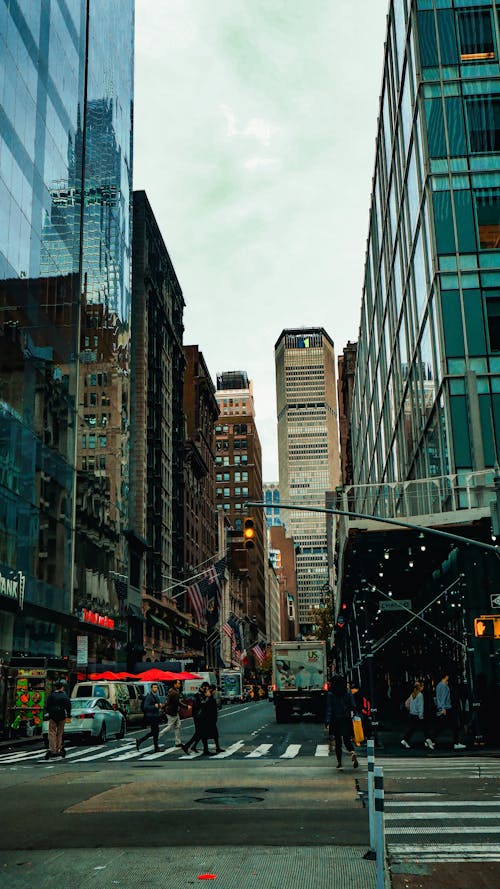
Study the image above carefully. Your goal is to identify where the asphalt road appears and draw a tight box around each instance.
[0,700,499,888]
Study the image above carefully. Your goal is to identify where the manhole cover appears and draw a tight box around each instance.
[196,795,265,805]
[205,787,269,794]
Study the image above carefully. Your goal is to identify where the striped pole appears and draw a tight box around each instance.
[374,765,386,889]
[363,738,376,860]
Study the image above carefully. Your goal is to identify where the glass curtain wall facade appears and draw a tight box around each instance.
[351,0,500,500]
[0,1,134,664]
[275,328,340,627]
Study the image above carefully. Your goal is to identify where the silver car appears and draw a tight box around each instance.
[43,697,126,745]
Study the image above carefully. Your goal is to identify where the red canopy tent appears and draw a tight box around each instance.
[134,668,201,682]
[88,671,133,680]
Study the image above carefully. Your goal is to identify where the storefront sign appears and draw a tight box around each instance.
[81,608,115,629]
[0,568,26,609]
[379,599,412,612]
[76,635,89,666]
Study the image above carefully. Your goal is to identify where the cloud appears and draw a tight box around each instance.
[244,156,279,170]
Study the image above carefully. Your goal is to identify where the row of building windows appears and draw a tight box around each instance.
[84,372,108,387]
[216,487,249,498]
[216,471,249,482]
[82,456,106,471]
[215,455,248,466]
[216,439,247,450]
[81,434,107,449]
[215,424,249,434]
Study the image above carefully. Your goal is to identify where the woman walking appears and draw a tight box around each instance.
[325,675,358,770]
[401,681,433,749]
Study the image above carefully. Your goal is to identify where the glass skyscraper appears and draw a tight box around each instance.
[0,1,133,677]
[351,0,500,493]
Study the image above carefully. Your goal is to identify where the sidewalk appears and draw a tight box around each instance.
[0,846,377,889]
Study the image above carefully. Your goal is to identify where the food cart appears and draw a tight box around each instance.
[5,658,70,737]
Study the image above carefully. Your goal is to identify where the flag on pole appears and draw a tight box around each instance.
[252,642,265,664]
[222,620,233,638]
[186,582,205,626]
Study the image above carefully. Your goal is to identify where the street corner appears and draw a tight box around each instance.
[390,861,500,889]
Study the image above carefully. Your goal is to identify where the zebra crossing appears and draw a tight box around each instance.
[379,757,500,864]
[0,739,344,765]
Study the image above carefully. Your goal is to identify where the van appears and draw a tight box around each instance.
[71,681,138,724]
[182,671,221,709]
[124,682,144,724]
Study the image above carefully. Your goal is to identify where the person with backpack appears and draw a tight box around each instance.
[45,679,71,759]
[401,681,431,749]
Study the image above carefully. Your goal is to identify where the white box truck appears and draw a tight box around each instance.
[220,669,244,703]
[271,641,328,722]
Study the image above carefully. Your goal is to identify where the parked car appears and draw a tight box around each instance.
[43,697,126,745]
[71,681,138,723]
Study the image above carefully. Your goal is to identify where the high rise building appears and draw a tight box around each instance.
[215,371,266,635]
[263,482,282,528]
[0,2,134,687]
[129,191,188,665]
[275,329,340,629]
[336,0,500,688]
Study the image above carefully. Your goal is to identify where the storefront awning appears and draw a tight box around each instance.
[147,613,171,630]
[174,625,190,637]
[127,603,145,621]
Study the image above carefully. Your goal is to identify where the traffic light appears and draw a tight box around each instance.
[474,616,500,638]
[243,517,255,550]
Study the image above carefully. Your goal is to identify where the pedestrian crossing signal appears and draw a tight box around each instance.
[474,616,500,638]
[244,518,255,550]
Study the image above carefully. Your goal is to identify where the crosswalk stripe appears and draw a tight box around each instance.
[386,825,500,834]
[387,800,500,808]
[80,744,137,762]
[245,744,272,758]
[281,744,300,758]
[315,744,330,757]
[386,811,500,821]
[139,745,178,760]
[211,741,245,758]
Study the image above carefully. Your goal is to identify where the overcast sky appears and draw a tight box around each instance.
[134,0,389,481]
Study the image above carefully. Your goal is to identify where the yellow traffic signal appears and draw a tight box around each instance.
[474,616,500,638]
[243,518,255,550]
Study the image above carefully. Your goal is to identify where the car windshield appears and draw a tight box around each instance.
[71,699,96,710]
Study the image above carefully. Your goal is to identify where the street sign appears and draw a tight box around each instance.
[379,599,412,612]
[76,635,88,667]
[490,594,500,609]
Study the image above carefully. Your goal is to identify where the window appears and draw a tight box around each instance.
[101,414,107,426]
[234,518,242,530]
[223,503,230,511]
[458,9,494,62]
[223,472,230,481]
[234,472,241,482]
[85,414,97,427]
[90,373,97,386]
[474,189,500,248]
[98,435,107,448]
[216,456,223,466]
[223,488,230,497]
[89,392,97,407]
[216,488,223,498]
[88,456,95,471]
[89,434,96,449]
[82,434,87,449]
[234,455,240,465]
[242,471,248,481]
[99,455,106,469]
[467,97,500,153]
[234,487,241,496]
[216,473,222,482]
[242,487,248,496]
[486,296,500,351]
[223,457,229,466]
[82,457,87,470]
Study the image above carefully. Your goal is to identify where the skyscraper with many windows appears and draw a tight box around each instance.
[336,0,500,689]
[0,1,134,678]
[275,329,340,629]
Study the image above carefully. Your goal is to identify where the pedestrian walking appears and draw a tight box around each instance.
[206,684,224,753]
[45,679,71,759]
[136,682,163,752]
[325,674,358,770]
[401,681,433,749]
[183,682,212,755]
[159,679,184,747]
[429,671,466,750]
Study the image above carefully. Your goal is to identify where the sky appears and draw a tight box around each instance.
[134,0,389,481]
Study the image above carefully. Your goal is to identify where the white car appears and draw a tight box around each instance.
[43,697,126,745]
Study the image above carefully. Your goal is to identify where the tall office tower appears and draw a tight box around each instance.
[215,372,266,635]
[0,3,134,680]
[275,329,340,630]
[336,1,500,687]
[130,192,187,665]
[337,342,357,487]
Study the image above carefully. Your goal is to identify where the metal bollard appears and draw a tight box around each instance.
[363,738,376,859]
[374,765,386,889]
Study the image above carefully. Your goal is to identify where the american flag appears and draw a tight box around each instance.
[252,642,265,664]
[186,582,205,626]
[222,621,233,638]
[203,557,225,606]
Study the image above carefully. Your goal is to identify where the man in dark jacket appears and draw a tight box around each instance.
[45,679,71,759]
[183,683,212,756]
[136,683,163,752]
[161,679,183,747]
[325,675,358,770]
